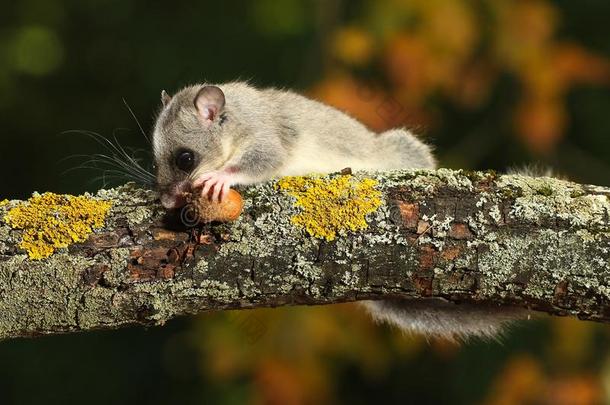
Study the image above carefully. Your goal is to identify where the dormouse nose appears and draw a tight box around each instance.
[159,180,191,209]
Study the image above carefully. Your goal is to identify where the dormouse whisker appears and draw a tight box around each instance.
[62,129,155,189]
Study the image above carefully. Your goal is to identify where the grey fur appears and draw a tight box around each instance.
[362,300,526,341]
[161,90,172,107]
[153,81,524,339]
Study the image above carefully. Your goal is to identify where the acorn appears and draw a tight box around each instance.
[185,189,244,223]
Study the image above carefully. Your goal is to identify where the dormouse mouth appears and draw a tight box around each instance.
[159,180,191,209]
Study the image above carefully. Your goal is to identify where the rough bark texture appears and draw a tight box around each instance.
[1,169,609,340]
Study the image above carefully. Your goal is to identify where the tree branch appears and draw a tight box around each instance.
[1,169,609,340]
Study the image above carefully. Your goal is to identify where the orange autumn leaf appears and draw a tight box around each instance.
[553,43,610,85]
[422,0,478,60]
[356,0,610,156]
[254,359,321,405]
[515,96,566,154]
[494,0,558,69]
[384,34,431,102]
[310,75,401,130]
[483,355,546,405]
[332,26,375,66]
[451,62,497,108]
[545,375,603,405]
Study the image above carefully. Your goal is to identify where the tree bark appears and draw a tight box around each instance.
[1,169,609,340]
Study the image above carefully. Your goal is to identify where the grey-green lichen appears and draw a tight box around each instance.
[0,224,11,255]
[498,174,610,228]
[0,252,95,336]
[225,170,609,309]
[97,183,160,228]
[370,168,481,192]
[100,248,132,287]
[1,170,610,339]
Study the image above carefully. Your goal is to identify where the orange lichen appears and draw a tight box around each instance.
[4,193,112,260]
[276,175,382,241]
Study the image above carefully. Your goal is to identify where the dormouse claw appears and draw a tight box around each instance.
[192,171,234,202]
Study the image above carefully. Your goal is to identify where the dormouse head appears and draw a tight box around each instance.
[152,84,231,209]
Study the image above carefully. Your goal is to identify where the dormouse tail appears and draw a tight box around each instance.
[362,299,528,341]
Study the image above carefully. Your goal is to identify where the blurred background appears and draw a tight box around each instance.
[1,0,610,404]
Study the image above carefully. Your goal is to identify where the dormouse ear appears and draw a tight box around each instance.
[161,90,172,107]
[194,85,225,123]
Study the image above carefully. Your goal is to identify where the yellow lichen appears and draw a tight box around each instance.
[4,193,112,260]
[0,199,8,207]
[276,175,382,241]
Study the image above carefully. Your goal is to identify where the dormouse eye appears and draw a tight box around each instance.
[175,149,196,172]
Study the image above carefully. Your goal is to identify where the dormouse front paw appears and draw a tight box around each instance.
[192,171,234,202]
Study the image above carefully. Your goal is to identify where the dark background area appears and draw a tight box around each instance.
[1,1,610,404]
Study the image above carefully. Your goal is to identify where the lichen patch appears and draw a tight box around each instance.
[498,175,610,228]
[4,192,112,260]
[276,174,382,241]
